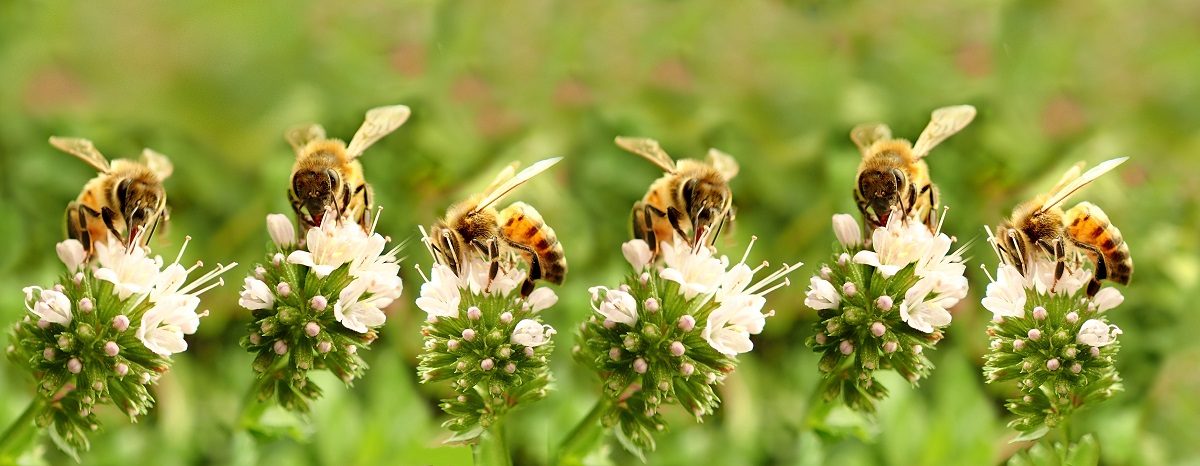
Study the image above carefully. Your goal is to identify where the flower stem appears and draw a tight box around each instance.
[555,396,612,466]
[0,396,46,460]
[238,358,289,430]
[474,416,512,466]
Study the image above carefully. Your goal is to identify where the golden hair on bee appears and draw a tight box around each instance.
[993,157,1132,296]
[429,157,566,297]
[616,136,739,256]
[851,104,975,232]
[286,104,410,231]
[51,136,174,257]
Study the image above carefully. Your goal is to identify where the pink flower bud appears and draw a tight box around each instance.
[104,341,119,357]
[68,358,82,374]
[447,339,459,350]
[815,333,827,345]
[678,315,696,332]
[462,329,477,341]
[876,295,894,311]
[1071,363,1082,373]
[1066,312,1079,324]
[115,363,129,376]
[37,319,49,329]
[467,307,482,320]
[524,347,535,358]
[1033,307,1048,320]
[1047,358,1060,371]
[1028,329,1042,341]
[113,315,131,332]
[79,298,94,313]
[633,358,648,374]
[609,347,621,360]
[669,341,685,357]
[603,319,615,329]
[681,363,695,376]
[305,322,320,337]
[311,295,328,311]
[842,282,857,297]
[645,298,660,313]
[499,312,513,324]
[481,358,495,371]
[839,341,854,355]
[505,363,516,374]
[275,282,291,298]
[498,347,512,358]
[883,341,898,353]
[273,340,288,355]
[870,322,886,337]
[43,347,55,361]
[317,341,332,353]
[820,265,832,280]
[1090,347,1100,357]
[255,266,266,280]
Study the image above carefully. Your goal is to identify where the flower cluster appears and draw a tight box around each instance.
[6,237,232,457]
[239,213,402,414]
[805,212,968,412]
[573,236,799,458]
[981,228,1125,440]
[415,229,558,441]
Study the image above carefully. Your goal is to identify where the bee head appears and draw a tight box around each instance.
[681,177,730,241]
[293,167,343,224]
[116,178,164,240]
[858,168,908,220]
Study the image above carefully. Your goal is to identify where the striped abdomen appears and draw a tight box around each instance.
[1066,202,1132,285]
[500,202,567,285]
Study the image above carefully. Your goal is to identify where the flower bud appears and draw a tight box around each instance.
[1047,359,1061,371]
[1013,339,1025,350]
[870,322,886,337]
[468,307,482,320]
[104,341,119,357]
[305,322,320,337]
[681,363,695,376]
[883,341,898,353]
[670,341,685,357]
[79,298,94,313]
[633,358,648,374]
[500,312,513,324]
[839,341,854,355]
[1066,312,1079,324]
[67,358,82,374]
[1033,307,1047,320]
[275,282,291,298]
[505,363,516,374]
[274,340,288,355]
[678,315,696,332]
[481,358,495,371]
[447,339,459,350]
[645,298,660,313]
[311,295,328,311]
[842,282,858,297]
[1071,363,1082,373]
[43,347,55,361]
[463,329,477,341]
[876,295,894,311]
[1028,329,1042,341]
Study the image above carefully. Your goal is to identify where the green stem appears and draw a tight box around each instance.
[238,358,289,430]
[0,396,46,460]
[555,396,612,465]
[473,415,512,466]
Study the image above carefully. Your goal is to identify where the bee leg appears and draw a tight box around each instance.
[503,239,541,298]
[710,212,727,246]
[66,203,94,257]
[1069,239,1108,297]
[666,206,690,244]
[439,233,460,275]
[471,239,501,289]
[100,206,126,245]
[1006,230,1027,275]
[853,187,877,232]
[920,184,938,230]
[1037,238,1065,292]
[289,189,312,229]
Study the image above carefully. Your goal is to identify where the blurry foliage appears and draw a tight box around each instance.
[0,0,1198,464]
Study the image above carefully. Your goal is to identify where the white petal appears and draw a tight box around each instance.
[832,214,862,249]
[527,287,558,312]
[267,213,297,248]
[56,240,87,273]
[621,240,653,272]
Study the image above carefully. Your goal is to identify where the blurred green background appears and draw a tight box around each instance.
[2,1,1198,464]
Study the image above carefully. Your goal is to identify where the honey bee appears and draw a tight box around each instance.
[429,157,566,296]
[286,104,410,231]
[993,157,1132,296]
[52,136,174,256]
[851,105,976,231]
[615,136,739,255]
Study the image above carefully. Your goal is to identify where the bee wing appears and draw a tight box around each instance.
[706,148,739,180]
[473,157,562,213]
[346,105,411,159]
[141,148,174,180]
[911,105,976,158]
[286,124,327,155]
[50,136,111,173]
[484,161,520,194]
[1038,157,1128,214]
[1048,161,1086,195]
[615,136,677,173]
[850,123,892,157]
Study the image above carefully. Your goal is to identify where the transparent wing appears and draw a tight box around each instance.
[849,123,892,157]
[50,136,110,172]
[706,148,739,180]
[1038,157,1128,214]
[615,136,676,173]
[1048,161,1085,195]
[141,148,174,180]
[346,105,411,159]
[912,105,976,158]
[473,157,562,213]
[484,161,520,195]
[286,124,326,155]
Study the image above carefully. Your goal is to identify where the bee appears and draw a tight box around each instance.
[851,104,976,231]
[286,104,410,231]
[429,157,566,297]
[52,136,174,256]
[993,157,1132,296]
[615,136,739,256]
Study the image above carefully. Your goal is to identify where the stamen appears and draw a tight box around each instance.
[744,262,802,295]
[370,205,383,235]
[174,236,192,265]
[979,263,995,283]
[185,261,203,275]
[739,235,758,266]
[935,206,949,235]
[414,263,430,283]
[755,277,791,297]
[750,260,769,276]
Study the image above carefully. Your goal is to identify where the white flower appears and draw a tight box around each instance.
[592,287,638,325]
[804,276,841,310]
[660,237,726,300]
[26,287,72,325]
[982,265,1026,319]
[1092,287,1124,312]
[56,240,87,273]
[898,277,954,333]
[914,233,965,281]
[832,214,862,249]
[1077,319,1122,347]
[485,263,526,296]
[238,277,275,310]
[149,263,189,302]
[415,264,461,318]
[266,213,296,249]
[1024,257,1091,296]
[287,214,362,278]
[526,287,558,312]
[94,238,163,300]
[703,293,769,356]
[137,294,203,356]
[622,239,653,272]
[349,233,401,281]
[853,213,928,278]
[364,273,404,302]
[714,263,754,303]
[510,319,556,347]
[333,277,390,333]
